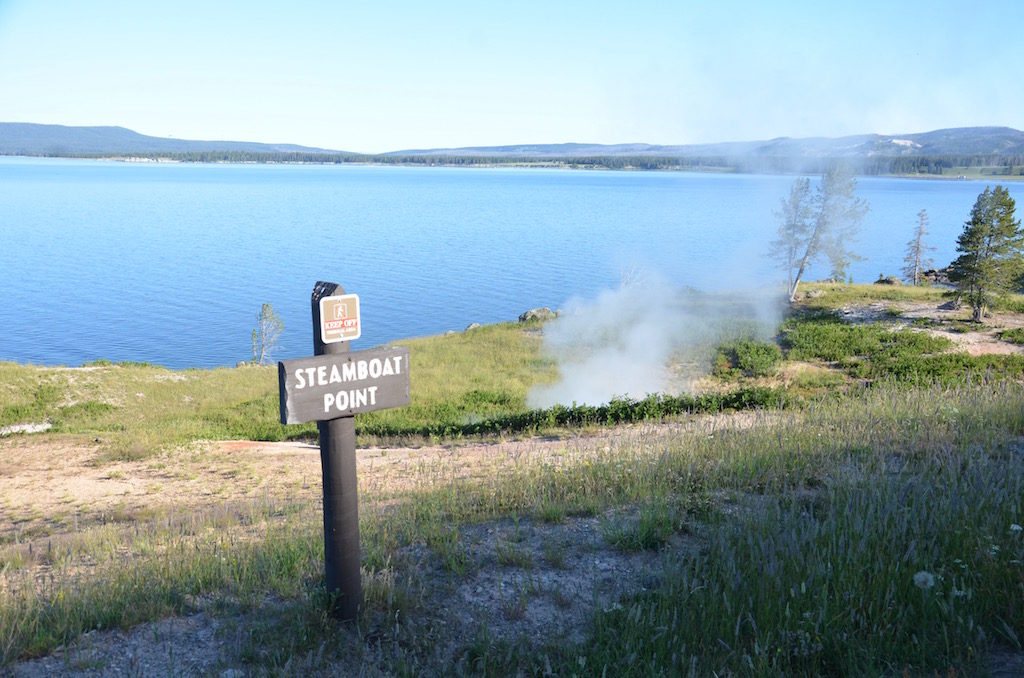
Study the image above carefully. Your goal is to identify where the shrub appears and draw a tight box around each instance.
[783,314,950,366]
[714,339,783,378]
[999,328,1024,345]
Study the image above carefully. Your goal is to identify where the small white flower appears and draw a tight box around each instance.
[913,571,935,589]
[1011,524,1022,533]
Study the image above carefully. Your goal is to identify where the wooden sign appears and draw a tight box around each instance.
[320,293,361,344]
[278,281,411,622]
[278,346,410,424]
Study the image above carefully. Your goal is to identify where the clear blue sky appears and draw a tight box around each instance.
[1,0,1021,154]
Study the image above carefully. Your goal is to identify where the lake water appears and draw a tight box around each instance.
[1,157,1016,368]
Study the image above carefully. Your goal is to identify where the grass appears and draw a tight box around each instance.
[0,361,289,460]
[577,423,1024,675]
[780,310,1024,382]
[1000,328,1024,345]
[3,283,1024,673]
[782,312,952,364]
[0,328,789,455]
[2,378,1023,673]
[447,379,1024,676]
[796,282,948,310]
[0,322,548,456]
[601,499,682,552]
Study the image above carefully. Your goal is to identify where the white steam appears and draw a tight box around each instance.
[527,273,785,408]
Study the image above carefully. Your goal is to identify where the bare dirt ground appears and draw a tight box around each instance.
[0,413,773,546]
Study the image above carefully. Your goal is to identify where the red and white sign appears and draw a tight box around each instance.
[320,294,361,344]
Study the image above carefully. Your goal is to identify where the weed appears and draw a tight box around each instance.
[541,538,567,569]
[999,327,1024,345]
[499,583,532,620]
[496,541,534,569]
[602,500,680,552]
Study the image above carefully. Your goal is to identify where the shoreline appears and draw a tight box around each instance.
[2,152,1022,180]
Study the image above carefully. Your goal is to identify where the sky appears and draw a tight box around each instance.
[1,0,1022,154]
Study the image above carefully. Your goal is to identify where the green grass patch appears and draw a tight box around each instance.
[358,387,789,439]
[601,499,683,552]
[358,322,556,438]
[797,282,947,310]
[776,312,1012,382]
[782,312,951,363]
[576,442,1024,676]
[459,379,1024,676]
[787,285,1024,383]
[786,364,847,392]
[0,322,554,453]
[0,506,325,665]
[1000,328,1024,345]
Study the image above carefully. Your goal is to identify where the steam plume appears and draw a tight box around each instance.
[527,272,785,408]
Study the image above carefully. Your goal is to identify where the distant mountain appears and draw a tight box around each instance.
[0,122,352,156]
[388,127,1024,159]
[2,122,1023,164]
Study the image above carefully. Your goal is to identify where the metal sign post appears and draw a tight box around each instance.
[278,281,411,621]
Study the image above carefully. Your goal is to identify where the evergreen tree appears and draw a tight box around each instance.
[902,209,935,285]
[948,185,1024,321]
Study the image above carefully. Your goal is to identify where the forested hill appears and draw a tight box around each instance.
[389,127,1024,175]
[389,127,1024,159]
[3,122,1024,176]
[0,122,352,157]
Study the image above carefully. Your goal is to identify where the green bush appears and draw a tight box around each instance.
[714,339,783,378]
[355,387,789,439]
[999,328,1024,345]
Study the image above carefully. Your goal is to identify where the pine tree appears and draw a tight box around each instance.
[948,185,1024,322]
[902,209,935,285]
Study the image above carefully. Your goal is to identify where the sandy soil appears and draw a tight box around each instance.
[1,413,769,545]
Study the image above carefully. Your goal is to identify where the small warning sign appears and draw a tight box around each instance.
[320,294,360,344]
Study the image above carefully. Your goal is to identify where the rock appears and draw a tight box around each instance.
[465,322,482,331]
[518,307,556,323]
[874,275,902,286]
[804,289,825,299]
[445,330,457,336]
[922,268,951,285]
[0,422,52,436]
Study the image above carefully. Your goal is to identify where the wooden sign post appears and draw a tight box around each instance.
[278,281,411,621]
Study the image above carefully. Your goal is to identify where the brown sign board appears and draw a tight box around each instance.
[278,345,410,424]
[320,294,361,344]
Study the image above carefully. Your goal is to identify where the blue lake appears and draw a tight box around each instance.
[1,157,1017,368]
